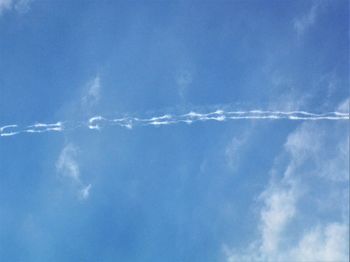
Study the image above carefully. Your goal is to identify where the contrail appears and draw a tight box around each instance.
[0,122,63,137]
[1,110,348,137]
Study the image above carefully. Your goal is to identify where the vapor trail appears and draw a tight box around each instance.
[1,110,348,137]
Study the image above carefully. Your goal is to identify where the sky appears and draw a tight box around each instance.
[0,0,349,261]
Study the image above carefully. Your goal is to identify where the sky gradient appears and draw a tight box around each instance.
[0,1,349,261]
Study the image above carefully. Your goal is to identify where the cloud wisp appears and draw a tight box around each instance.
[1,109,348,137]
[56,143,92,200]
[81,75,101,108]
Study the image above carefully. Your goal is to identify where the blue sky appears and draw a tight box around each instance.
[0,0,349,261]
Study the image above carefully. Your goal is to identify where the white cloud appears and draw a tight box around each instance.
[56,143,92,200]
[226,172,300,262]
[82,75,101,108]
[290,223,349,262]
[225,105,349,261]
[293,3,320,36]
[284,121,349,182]
[56,143,80,182]
[259,181,298,256]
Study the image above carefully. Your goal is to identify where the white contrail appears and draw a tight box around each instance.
[0,121,64,137]
[24,122,64,133]
[0,124,18,132]
[0,131,20,137]
[0,125,19,137]
[1,110,348,137]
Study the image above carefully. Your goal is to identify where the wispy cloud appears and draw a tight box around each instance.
[79,184,92,200]
[56,143,80,182]
[293,2,320,37]
[56,143,92,200]
[290,223,349,262]
[82,75,101,108]
[54,75,101,201]
[259,180,298,256]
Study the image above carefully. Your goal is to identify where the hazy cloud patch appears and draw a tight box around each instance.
[0,0,32,15]
[56,143,92,200]
[82,75,101,109]
[293,2,320,37]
